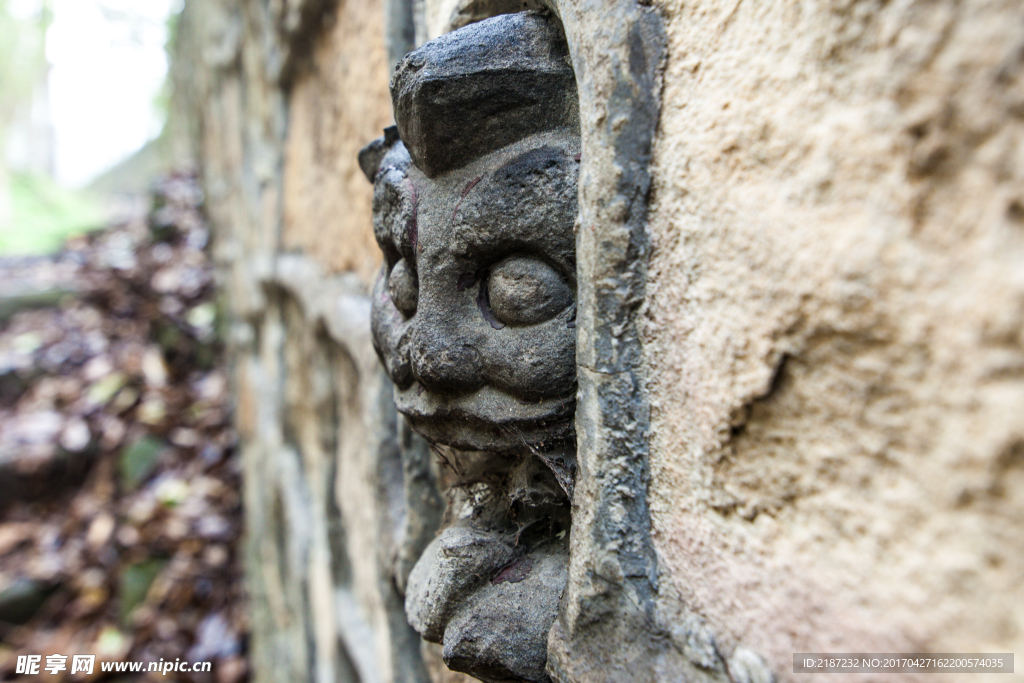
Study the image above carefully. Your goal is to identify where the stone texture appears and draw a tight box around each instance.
[391,12,577,177]
[542,3,685,681]
[179,1,443,681]
[366,17,582,680]
[367,13,581,456]
[183,0,1024,681]
[405,527,516,642]
[442,542,567,683]
[282,0,394,286]
[643,0,1024,678]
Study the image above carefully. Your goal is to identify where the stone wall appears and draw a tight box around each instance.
[644,0,1024,675]
[180,0,1024,681]
[177,2,437,682]
[282,0,393,285]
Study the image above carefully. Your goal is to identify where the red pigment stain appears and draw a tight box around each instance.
[452,175,484,224]
[491,556,534,585]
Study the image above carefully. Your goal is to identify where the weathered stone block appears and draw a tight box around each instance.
[391,12,577,177]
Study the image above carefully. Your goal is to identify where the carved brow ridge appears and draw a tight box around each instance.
[447,146,577,253]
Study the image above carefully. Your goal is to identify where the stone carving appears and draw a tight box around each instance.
[359,11,580,683]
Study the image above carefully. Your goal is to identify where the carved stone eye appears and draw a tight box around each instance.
[487,256,572,326]
[389,258,418,317]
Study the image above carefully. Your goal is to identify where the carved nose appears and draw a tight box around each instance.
[409,329,484,393]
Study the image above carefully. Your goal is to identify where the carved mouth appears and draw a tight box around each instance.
[394,384,575,452]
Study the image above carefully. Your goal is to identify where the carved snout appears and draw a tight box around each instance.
[408,326,484,393]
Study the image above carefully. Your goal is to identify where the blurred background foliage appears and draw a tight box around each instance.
[1,171,104,254]
[0,3,249,675]
[0,0,96,254]
[0,0,181,255]
[0,0,50,117]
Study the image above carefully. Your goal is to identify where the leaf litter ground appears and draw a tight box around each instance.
[0,173,247,683]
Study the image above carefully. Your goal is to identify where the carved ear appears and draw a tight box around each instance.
[358,125,401,182]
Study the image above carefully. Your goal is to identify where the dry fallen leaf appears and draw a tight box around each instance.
[0,172,247,683]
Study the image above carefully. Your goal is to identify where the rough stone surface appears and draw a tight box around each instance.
[365,14,581,681]
[405,527,516,642]
[185,0,1024,681]
[391,12,578,177]
[643,0,1024,678]
[282,0,394,286]
[542,3,694,682]
[367,130,580,453]
[420,0,551,43]
[442,542,567,683]
[181,1,443,681]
